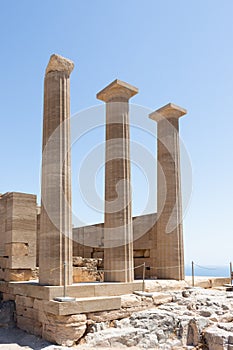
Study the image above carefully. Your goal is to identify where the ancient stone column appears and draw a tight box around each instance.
[149,103,186,280]
[39,54,74,286]
[97,80,138,282]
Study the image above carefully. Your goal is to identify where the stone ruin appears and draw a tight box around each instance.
[0,54,189,345]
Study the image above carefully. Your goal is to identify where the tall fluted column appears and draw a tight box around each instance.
[39,54,74,286]
[97,80,138,282]
[149,103,186,280]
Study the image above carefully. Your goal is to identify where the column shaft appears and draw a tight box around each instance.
[97,80,138,282]
[39,54,74,286]
[149,103,186,280]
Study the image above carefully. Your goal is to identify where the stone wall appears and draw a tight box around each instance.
[0,192,37,281]
[73,213,157,280]
[0,290,87,346]
[0,192,158,282]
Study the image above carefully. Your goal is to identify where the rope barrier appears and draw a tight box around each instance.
[87,263,145,273]
[39,263,146,275]
[193,263,218,271]
[149,265,185,270]
[35,261,229,275]
[45,263,184,274]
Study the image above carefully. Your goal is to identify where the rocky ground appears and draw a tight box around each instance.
[78,286,233,349]
[1,286,233,349]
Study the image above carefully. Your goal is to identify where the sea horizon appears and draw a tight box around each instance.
[185,264,231,277]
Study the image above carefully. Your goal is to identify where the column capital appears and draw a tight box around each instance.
[149,103,187,122]
[45,54,74,76]
[97,79,138,102]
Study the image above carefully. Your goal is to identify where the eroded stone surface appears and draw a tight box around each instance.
[80,288,233,349]
[42,313,87,347]
[45,53,74,75]
[73,257,103,282]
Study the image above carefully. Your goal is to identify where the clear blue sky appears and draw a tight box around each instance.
[1,0,233,267]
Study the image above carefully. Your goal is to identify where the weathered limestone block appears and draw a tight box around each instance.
[121,294,141,308]
[145,279,188,292]
[72,257,104,282]
[73,267,103,283]
[152,292,173,306]
[17,316,32,333]
[87,309,131,323]
[203,326,233,350]
[5,242,29,257]
[9,256,36,269]
[41,313,87,346]
[17,315,42,336]
[211,277,231,287]
[16,304,36,319]
[4,269,33,282]
[15,294,42,336]
[16,295,34,308]
[186,277,212,288]
[33,298,44,310]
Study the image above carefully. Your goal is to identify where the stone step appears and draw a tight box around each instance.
[6,278,217,302]
[8,280,143,300]
[42,295,121,315]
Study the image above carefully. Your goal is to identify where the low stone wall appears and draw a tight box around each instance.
[15,295,87,346]
[0,257,103,283]
[185,276,230,288]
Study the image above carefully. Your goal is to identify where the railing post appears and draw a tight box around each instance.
[142,262,146,292]
[230,262,232,285]
[192,261,194,287]
[63,261,67,298]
